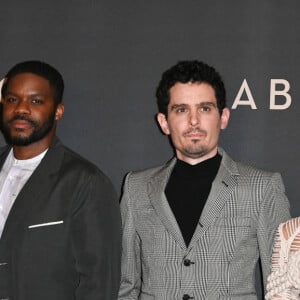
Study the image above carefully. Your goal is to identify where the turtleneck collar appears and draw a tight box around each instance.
[173,153,222,179]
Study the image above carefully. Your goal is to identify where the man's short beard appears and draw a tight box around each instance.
[1,111,56,146]
[182,145,208,159]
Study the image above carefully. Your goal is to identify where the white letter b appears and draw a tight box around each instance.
[270,79,291,110]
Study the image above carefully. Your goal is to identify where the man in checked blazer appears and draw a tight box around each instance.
[0,61,121,299]
[118,60,291,300]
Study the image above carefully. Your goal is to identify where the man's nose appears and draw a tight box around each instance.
[15,100,30,114]
[189,111,200,126]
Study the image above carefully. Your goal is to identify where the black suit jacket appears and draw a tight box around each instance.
[0,137,121,300]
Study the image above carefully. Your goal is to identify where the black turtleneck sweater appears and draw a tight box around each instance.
[165,154,222,247]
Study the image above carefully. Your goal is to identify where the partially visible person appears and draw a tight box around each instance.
[0,78,3,93]
[265,217,300,299]
[0,61,121,300]
[118,60,291,299]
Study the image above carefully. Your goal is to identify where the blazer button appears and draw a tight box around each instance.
[182,294,194,300]
[183,259,191,266]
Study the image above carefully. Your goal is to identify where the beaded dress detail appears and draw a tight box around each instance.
[265,217,300,299]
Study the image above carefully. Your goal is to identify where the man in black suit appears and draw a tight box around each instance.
[0,60,121,300]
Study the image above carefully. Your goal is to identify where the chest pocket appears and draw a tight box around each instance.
[210,217,254,262]
[214,216,252,227]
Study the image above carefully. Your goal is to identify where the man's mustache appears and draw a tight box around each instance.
[183,128,207,136]
[8,115,37,127]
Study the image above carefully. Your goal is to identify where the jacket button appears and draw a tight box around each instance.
[183,259,191,266]
[183,294,193,300]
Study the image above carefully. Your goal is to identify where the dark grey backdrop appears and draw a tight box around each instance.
[1,1,299,298]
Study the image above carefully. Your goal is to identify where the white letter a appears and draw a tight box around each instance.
[232,79,257,109]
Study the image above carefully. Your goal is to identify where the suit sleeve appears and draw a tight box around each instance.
[71,171,122,300]
[118,173,142,299]
[257,172,290,294]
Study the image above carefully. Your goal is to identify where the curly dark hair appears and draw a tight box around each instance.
[156,60,226,116]
[1,60,64,105]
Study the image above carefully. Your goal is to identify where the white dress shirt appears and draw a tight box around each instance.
[0,149,47,237]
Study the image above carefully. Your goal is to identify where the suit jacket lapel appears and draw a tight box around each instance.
[190,149,239,247]
[0,146,10,167]
[148,158,187,250]
[0,137,64,241]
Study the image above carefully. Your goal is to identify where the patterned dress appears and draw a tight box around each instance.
[265,217,300,299]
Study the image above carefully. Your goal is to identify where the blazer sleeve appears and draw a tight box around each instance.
[257,172,290,294]
[71,171,122,300]
[118,173,142,299]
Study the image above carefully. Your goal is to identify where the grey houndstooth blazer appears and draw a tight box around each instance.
[118,148,291,300]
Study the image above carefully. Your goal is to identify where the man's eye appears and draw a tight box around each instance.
[201,106,211,112]
[31,99,43,104]
[5,97,17,103]
[176,107,187,113]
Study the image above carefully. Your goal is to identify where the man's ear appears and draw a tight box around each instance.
[157,113,170,135]
[220,107,230,130]
[55,103,64,121]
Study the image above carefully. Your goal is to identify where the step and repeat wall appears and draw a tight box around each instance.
[1,0,299,213]
[1,1,299,208]
[1,1,299,298]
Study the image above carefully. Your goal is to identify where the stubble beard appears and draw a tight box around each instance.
[181,142,209,159]
[1,111,56,146]
[181,128,209,158]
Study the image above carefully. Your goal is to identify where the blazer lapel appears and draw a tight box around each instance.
[189,149,239,247]
[0,146,11,168]
[1,138,64,241]
[148,158,187,250]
